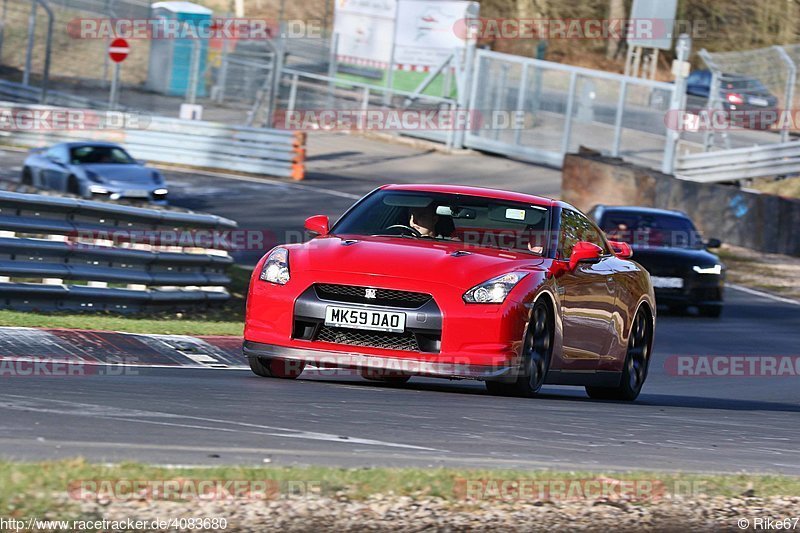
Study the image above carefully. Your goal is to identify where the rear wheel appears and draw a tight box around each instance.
[67,175,80,195]
[485,300,553,398]
[248,356,305,379]
[586,308,652,401]
[21,167,33,186]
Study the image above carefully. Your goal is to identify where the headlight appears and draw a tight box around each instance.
[463,272,528,303]
[693,264,723,275]
[85,170,103,183]
[153,188,168,196]
[259,247,290,284]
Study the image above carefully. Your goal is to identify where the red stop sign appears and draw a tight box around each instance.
[108,38,130,63]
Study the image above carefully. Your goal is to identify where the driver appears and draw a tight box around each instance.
[409,205,439,237]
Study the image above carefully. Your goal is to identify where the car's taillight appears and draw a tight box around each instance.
[726,92,744,105]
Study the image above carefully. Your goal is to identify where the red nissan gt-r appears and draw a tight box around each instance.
[243,185,656,401]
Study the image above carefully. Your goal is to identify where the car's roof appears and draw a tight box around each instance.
[381,184,556,207]
[595,205,689,219]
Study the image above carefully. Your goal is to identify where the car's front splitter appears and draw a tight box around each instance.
[242,340,517,381]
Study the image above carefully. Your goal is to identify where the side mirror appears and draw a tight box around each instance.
[569,241,604,271]
[608,240,633,259]
[706,238,721,249]
[304,215,329,236]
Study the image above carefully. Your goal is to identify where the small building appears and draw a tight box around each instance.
[146,1,213,97]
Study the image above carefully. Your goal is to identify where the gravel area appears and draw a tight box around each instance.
[64,493,800,532]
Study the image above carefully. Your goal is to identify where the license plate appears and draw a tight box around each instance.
[749,97,768,106]
[125,190,149,198]
[651,276,684,289]
[324,306,406,333]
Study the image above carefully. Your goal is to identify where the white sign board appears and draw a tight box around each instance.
[333,0,397,66]
[628,0,678,50]
[393,0,473,67]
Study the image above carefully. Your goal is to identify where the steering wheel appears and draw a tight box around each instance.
[384,224,422,237]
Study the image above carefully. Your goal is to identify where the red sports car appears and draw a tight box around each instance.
[244,185,656,401]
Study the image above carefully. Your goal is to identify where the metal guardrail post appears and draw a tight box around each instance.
[23,1,36,86]
[698,48,721,152]
[774,46,796,144]
[287,73,299,114]
[662,34,691,175]
[186,38,201,105]
[611,79,627,157]
[560,70,578,158]
[35,0,53,104]
[453,4,479,149]
[513,63,529,146]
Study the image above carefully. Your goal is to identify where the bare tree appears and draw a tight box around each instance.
[606,0,626,59]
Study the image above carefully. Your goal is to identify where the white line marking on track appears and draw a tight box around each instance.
[0,394,440,451]
[728,284,800,306]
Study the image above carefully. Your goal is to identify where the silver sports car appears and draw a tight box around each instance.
[22,142,168,204]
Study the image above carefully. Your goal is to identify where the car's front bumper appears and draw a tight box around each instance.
[243,340,516,380]
[88,184,167,203]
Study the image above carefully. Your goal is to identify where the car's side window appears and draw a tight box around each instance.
[558,209,609,259]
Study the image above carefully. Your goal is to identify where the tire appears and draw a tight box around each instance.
[248,356,305,379]
[699,305,722,318]
[67,175,80,195]
[485,300,553,398]
[586,307,653,402]
[21,167,33,186]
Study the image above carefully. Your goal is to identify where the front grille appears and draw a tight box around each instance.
[316,325,420,352]
[315,284,431,309]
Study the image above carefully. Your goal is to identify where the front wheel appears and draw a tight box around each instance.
[248,356,305,379]
[586,308,652,401]
[485,300,553,397]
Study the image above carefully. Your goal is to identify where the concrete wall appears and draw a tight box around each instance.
[562,149,800,257]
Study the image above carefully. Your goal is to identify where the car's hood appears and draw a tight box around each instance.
[78,164,155,185]
[289,235,545,290]
[631,246,721,273]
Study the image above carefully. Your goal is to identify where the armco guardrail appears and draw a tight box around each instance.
[0,101,307,180]
[676,141,800,183]
[0,80,109,109]
[0,190,238,312]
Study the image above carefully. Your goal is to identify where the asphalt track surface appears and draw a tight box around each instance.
[1,141,800,474]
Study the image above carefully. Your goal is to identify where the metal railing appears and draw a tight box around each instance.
[676,140,800,182]
[0,101,307,180]
[0,190,237,313]
[465,48,677,170]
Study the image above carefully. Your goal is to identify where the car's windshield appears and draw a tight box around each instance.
[70,145,136,165]
[332,190,551,255]
[600,210,703,249]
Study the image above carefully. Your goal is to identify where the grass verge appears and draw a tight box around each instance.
[2,459,800,521]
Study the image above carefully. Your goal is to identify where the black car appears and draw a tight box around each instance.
[685,69,779,129]
[590,205,725,318]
